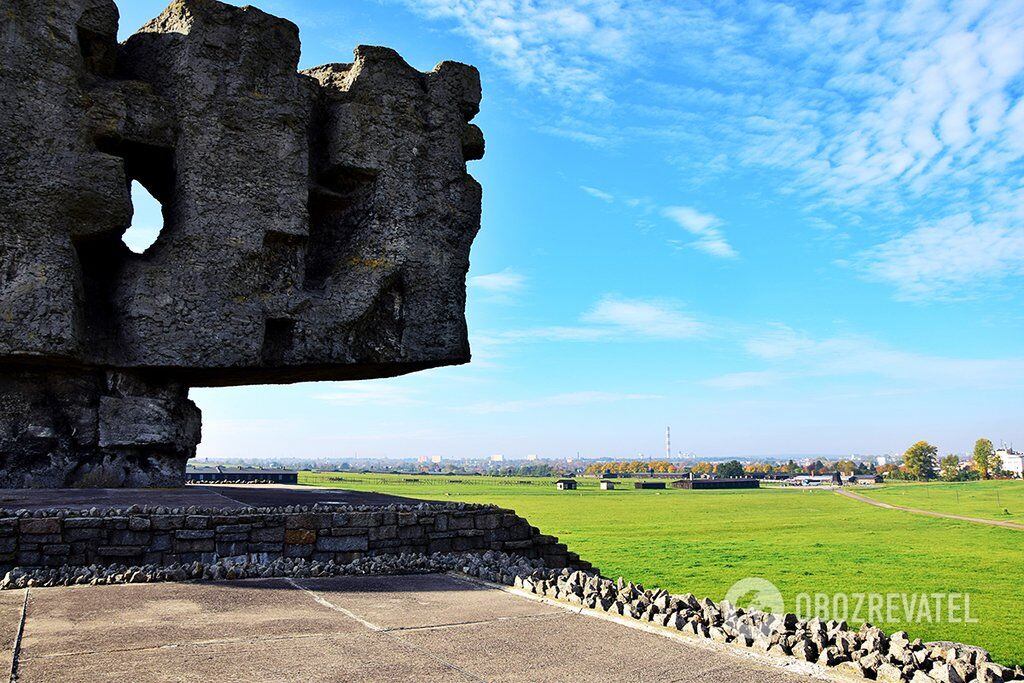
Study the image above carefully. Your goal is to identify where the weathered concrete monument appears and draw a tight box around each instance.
[0,0,485,487]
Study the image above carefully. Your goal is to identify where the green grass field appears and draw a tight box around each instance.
[300,472,1024,664]
[856,480,1024,522]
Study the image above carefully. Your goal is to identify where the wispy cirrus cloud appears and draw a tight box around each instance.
[581,185,614,202]
[469,268,528,304]
[742,324,1024,388]
[482,295,707,345]
[405,0,1024,300]
[662,206,737,259]
[403,0,630,101]
[855,213,1024,301]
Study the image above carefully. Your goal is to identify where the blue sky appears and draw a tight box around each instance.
[118,0,1024,460]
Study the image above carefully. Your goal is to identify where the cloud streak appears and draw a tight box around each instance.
[405,0,1024,299]
[663,206,737,258]
[482,295,707,344]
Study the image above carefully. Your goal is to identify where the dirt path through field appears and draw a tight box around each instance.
[835,488,1024,530]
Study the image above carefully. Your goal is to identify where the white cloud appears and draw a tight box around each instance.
[743,324,1024,388]
[405,0,1024,299]
[403,0,631,100]
[482,295,706,344]
[581,185,614,202]
[470,269,527,294]
[662,206,737,258]
[469,268,528,305]
[462,390,660,414]
[856,214,1024,300]
[582,296,706,338]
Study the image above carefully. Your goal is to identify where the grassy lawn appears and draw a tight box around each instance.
[300,472,1024,664]
[855,480,1024,523]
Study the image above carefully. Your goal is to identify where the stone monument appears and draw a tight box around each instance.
[0,0,485,487]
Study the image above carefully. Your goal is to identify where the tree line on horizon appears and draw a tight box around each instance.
[580,438,1012,482]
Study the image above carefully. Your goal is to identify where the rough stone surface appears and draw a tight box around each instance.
[0,0,484,487]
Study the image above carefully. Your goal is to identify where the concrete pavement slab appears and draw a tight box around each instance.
[298,574,557,630]
[394,610,810,682]
[17,631,479,683]
[11,574,824,682]
[20,579,363,656]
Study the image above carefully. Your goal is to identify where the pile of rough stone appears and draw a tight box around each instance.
[0,550,545,591]
[470,567,1018,683]
[2,500,487,518]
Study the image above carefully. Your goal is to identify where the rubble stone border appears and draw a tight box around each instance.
[0,502,588,573]
[464,566,1021,683]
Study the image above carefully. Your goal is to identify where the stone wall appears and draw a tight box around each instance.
[0,503,590,572]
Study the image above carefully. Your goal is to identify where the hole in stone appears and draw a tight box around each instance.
[123,180,164,254]
[262,318,296,364]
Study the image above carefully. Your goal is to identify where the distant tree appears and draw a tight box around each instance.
[690,462,714,475]
[973,439,995,480]
[903,441,938,481]
[990,450,1004,478]
[716,460,744,478]
[939,455,961,482]
[836,460,855,475]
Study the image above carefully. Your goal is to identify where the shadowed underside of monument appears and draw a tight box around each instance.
[0,0,485,487]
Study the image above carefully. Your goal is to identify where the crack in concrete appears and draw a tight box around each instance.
[286,577,489,682]
[382,612,563,633]
[7,589,28,683]
[284,577,383,631]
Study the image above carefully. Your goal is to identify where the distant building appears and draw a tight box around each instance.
[996,449,1023,477]
[489,454,505,463]
[789,473,842,487]
[525,454,538,461]
[671,478,759,490]
[555,479,577,490]
[599,480,615,490]
[634,481,666,490]
[846,474,882,485]
[430,455,443,464]
[186,466,298,484]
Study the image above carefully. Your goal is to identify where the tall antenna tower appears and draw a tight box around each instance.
[666,426,671,460]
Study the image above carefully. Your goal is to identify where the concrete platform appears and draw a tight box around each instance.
[2,574,824,682]
[0,483,419,512]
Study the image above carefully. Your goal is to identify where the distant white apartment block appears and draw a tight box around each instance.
[430,455,443,464]
[996,448,1023,477]
[525,454,538,461]
[489,454,504,463]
